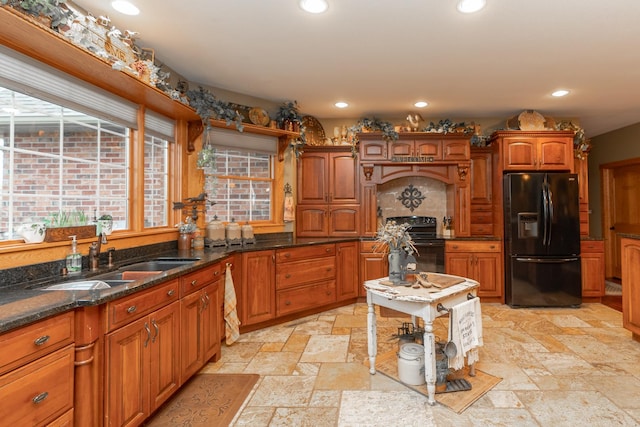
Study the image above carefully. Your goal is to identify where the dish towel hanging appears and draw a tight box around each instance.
[224,263,241,345]
[284,194,295,222]
[448,297,483,371]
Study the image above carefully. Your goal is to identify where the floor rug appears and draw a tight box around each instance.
[146,373,259,426]
[365,350,502,414]
[605,280,622,296]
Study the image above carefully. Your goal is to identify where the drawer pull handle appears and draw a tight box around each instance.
[152,320,159,343]
[285,300,291,305]
[285,274,291,279]
[326,268,332,271]
[191,279,198,286]
[127,305,137,314]
[326,291,332,295]
[167,289,175,297]
[32,392,48,404]
[34,335,50,346]
[489,245,495,249]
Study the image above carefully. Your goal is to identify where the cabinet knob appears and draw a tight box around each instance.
[489,245,495,249]
[32,391,48,404]
[214,271,219,276]
[284,253,290,258]
[167,289,175,297]
[127,305,137,314]
[326,267,332,272]
[285,274,291,279]
[326,248,331,252]
[285,300,291,305]
[191,279,198,286]
[33,335,50,346]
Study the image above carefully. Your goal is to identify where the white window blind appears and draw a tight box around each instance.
[209,126,277,154]
[0,45,138,129]
[145,109,175,141]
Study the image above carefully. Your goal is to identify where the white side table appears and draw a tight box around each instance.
[364,274,480,405]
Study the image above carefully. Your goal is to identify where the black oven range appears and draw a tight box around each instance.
[386,216,445,274]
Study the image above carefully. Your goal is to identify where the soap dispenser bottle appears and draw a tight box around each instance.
[66,235,82,274]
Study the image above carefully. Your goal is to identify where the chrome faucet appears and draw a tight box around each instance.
[89,232,108,271]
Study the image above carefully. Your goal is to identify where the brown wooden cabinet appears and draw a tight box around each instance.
[105,299,180,427]
[275,244,336,316]
[0,311,75,427]
[180,282,220,381]
[574,157,590,235]
[336,241,360,301]
[493,131,574,172]
[359,240,388,297]
[445,241,503,301]
[297,147,360,237]
[241,250,276,325]
[621,237,640,339]
[581,240,605,299]
[470,147,494,236]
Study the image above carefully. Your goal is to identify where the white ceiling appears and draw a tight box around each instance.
[74,0,640,137]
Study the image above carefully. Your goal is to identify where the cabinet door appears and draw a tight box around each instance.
[328,205,360,236]
[475,253,503,299]
[241,250,276,325]
[296,205,328,236]
[581,241,604,297]
[360,140,387,161]
[442,139,470,161]
[330,153,359,204]
[336,241,359,301]
[414,140,442,159]
[470,149,492,204]
[297,153,328,204]
[180,291,203,380]
[149,301,181,412]
[202,282,221,363]
[359,252,387,296]
[105,317,150,427]
[389,141,413,157]
[445,252,472,279]
[622,238,640,335]
[502,138,537,170]
[537,137,574,170]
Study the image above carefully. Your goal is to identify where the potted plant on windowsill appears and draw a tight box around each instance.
[43,209,96,241]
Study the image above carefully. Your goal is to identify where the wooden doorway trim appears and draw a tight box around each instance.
[601,157,640,279]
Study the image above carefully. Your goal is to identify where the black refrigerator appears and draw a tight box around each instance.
[504,173,582,307]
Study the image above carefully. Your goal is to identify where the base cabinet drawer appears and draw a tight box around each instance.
[276,281,336,317]
[0,344,74,427]
[276,257,335,289]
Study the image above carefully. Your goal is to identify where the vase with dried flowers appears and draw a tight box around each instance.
[373,220,417,284]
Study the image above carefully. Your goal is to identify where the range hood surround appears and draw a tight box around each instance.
[377,177,449,225]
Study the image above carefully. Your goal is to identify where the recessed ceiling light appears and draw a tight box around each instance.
[552,89,570,97]
[414,101,428,108]
[299,0,328,14]
[335,101,348,108]
[457,0,486,13]
[112,1,140,16]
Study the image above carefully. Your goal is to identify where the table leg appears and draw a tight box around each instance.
[422,317,437,405]
[366,299,377,375]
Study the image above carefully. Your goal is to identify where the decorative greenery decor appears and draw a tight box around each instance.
[275,101,303,127]
[45,209,89,228]
[351,117,399,142]
[186,87,244,132]
[1,0,75,30]
[422,119,475,134]
[555,120,591,159]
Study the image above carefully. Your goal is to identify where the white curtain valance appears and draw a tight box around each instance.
[0,45,138,129]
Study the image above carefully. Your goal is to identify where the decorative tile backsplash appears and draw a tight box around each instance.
[377,177,448,223]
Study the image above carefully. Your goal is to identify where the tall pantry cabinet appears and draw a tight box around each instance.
[296,146,360,237]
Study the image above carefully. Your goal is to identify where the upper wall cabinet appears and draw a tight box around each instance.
[491,131,575,172]
[358,133,471,163]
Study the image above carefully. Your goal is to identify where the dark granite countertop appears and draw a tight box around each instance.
[0,235,359,334]
[618,233,640,240]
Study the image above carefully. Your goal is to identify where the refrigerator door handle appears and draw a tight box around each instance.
[542,182,549,246]
[515,257,580,263]
[547,186,554,245]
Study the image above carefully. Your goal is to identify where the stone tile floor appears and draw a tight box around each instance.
[199,303,640,426]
